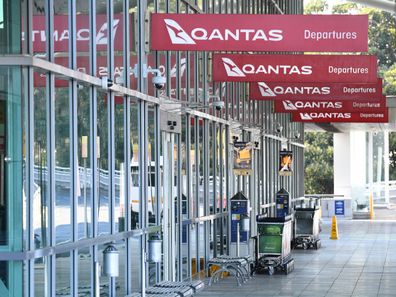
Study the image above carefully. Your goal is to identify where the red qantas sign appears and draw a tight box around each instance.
[28,14,129,52]
[150,14,368,52]
[291,108,388,123]
[274,98,386,113]
[250,79,383,100]
[213,54,378,83]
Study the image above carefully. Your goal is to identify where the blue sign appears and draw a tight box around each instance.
[335,200,345,215]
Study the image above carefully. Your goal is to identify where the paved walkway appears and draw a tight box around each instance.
[196,219,396,297]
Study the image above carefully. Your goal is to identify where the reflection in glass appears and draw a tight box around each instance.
[77,85,91,239]
[130,100,139,230]
[33,72,48,248]
[56,253,70,296]
[54,83,71,244]
[78,248,91,295]
[97,90,109,235]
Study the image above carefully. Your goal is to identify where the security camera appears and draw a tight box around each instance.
[293,131,301,139]
[212,100,225,111]
[101,76,113,90]
[275,123,283,134]
[152,74,166,90]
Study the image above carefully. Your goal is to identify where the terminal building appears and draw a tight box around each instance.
[0,0,395,296]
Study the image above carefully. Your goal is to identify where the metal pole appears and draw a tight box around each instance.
[236,222,240,257]
[84,158,88,237]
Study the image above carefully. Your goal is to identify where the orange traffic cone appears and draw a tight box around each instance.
[330,215,339,240]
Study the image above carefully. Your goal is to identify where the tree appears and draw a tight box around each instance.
[304,0,328,14]
[304,132,334,194]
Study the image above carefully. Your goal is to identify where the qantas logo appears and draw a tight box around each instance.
[257,83,331,97]
[222,58,246,77]
[258,82,276,97]
[222,58,312,77]
[299,112,351,120]
[96,19,120,45]
[164,19,196,44]
[282,100,343,110]
[163,19,284,44]
[283,100,298,110]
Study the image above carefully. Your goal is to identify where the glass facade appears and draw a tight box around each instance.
[0,0,304,296]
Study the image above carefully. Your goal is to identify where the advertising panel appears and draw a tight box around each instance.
[233,142,253,175]
[279,150,293,176]
[274,98,386,113]
[291,109,389,123]
[213,54,378,83]
[249,79,383,100]
[151,13,368,52]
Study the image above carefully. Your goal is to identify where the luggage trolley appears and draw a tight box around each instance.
[252,215,294,275]
[293,198,321,250]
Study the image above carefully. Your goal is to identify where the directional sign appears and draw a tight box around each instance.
[250,79,383,100]
[274,98,386,113]
[151,14,368,52]
[291,109,388,123]
[213,54,378,83]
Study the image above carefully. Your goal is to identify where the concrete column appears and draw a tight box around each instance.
[334,131,367,211]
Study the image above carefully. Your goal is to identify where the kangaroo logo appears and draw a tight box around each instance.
[164,19,196,45]
[300,113,312,120]
[222,58,245,77]
[258,82,276,97]
[96,19,120,45]
[283,100,297,110]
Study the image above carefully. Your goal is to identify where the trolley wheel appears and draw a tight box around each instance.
[268,266,275,275]
[284,259,294,275]
[315,240,321,250]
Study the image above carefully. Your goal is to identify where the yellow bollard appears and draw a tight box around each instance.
[330,215,339,240]
[369,193,374,220]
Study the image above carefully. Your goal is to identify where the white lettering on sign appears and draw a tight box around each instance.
[258,82,331,97]
[300,112,351,120]
[283,100,342,110]
[328,66,369,75]
[304,30,357,41]
[353,102,381,108]
[343,86,376,94]
[164,19,284,44]
[242,64,312,75]
[360,113,384,118]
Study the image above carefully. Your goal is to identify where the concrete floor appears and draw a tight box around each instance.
[196,219,396,297]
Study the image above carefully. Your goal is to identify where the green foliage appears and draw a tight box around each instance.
[362,8,396,69]
[384,64,396,95]
[304,0,328,14]
[332,3,358,14]
[304,132,334,194]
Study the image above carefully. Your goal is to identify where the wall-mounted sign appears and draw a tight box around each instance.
[274,98,386,113]
[291,108,388,123]
[233,142,252,175]
[29,14,131,52]
[249,79,383,100]
[279,150,293,176]
[335,200,345,216]
[150,14,368,52]
[213,54,378,83]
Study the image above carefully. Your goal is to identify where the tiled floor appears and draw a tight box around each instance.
[196,219,396,297]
